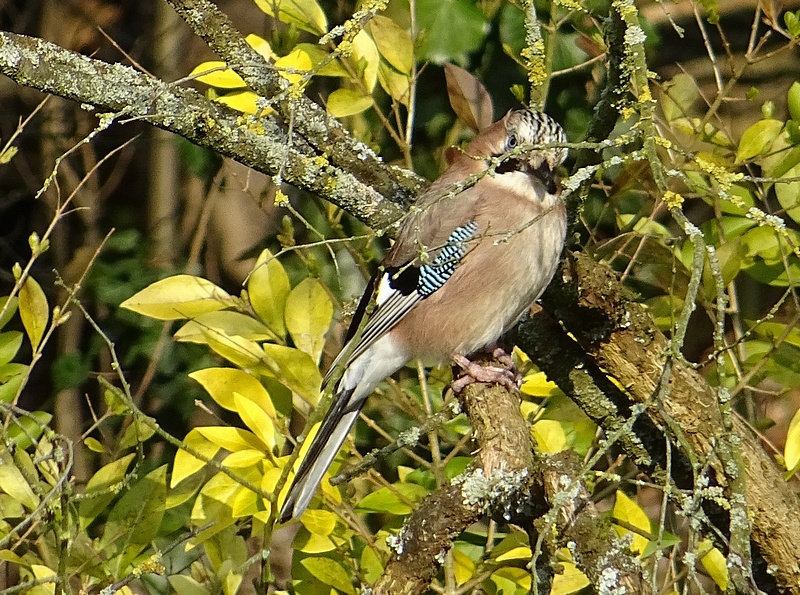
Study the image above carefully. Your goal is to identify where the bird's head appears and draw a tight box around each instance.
[468,109,568,194]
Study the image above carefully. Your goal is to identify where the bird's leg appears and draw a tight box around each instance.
[451,353,520,392]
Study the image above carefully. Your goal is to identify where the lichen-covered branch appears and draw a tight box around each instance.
[523,252,800,593]
[0,31,405,232]
[374,367,650,594]
[164,0,422,205]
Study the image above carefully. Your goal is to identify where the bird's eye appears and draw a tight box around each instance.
[507,134,518,149]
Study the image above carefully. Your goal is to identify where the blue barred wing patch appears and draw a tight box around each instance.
[418,221,478,297]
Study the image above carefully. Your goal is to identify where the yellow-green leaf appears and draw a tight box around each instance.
[531,419,568,453]
[300,557,355,595]
[300,508,338,535]
[776,163,800,225]
[378,62,411,106]
[262,344,323,403]
[274,48,313,86]
[83,436,105,453]
[203,331,274,376]
[285,278,333,361]
[196,426,267,453]
[189,61,247,88]
[356,482,428,514]
[699,539,729,590]
[190,367,276,419]
[452,548,475,585]
[521,371,563,398]
[171,428,223,487]
[612,491,650,555]
[0,331,23,366]
[785,407,800,472]
[368,15,413,75]
[361,545,384,584]
[736,119,783,162]
[233,392,276,449]
[245,34,276,61]
[0,449,40,510]
[120,275,234,320]
[254,0,328,36]
[79,453,136,527]
[19,275,48,352]
[248,249,290,338]
[0,295,19,330]
[551,556,591,593]
[217,90,262,115]
[326,88,374,118]
[222,449,266,468]
[175,310,278,344]
[352,30,379,92]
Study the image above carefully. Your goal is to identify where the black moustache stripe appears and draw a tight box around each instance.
[494,158,558,194]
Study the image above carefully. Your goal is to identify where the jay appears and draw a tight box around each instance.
[280,109,568,522]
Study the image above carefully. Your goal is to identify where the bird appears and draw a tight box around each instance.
[279,108,569,522]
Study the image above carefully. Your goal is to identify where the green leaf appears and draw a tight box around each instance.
[248,249,290,338]
[262,344,323,403]
[285,278,333,361]
[19,275,48,352]
[736,119,783,162]
[377,62,411,106]
[253,0,328,36]
[784,11,800,38]
[326,88,374,118]
[368,15,413,75]
[0,449,40,510]
[169,575,212,595]
[118,417,157,450]
[0,331,22,366]
[361,546,384,584]
[776,163,800,225]
[6,410,51,450]
[300,557,356,595]
[490,566,531,593]
[417,0,488,64]
[120,275,234,320]
[79,453,136,529]
[101,465,167,574]
[789,81,800,121]
[174,310,278,344]
[0,363,27,403]
[663,74,700,122]
[355,482,429,514]
[190,367,277,419]
[0,296,19,330]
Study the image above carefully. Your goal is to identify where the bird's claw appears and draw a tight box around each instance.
[452,354,521,392]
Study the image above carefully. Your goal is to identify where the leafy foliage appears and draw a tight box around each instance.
[3,0,800,593]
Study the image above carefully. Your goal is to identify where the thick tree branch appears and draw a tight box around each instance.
[164,0,422,205]
[518,252,800,593]
[0,31,406,232]
[375,365,651,594]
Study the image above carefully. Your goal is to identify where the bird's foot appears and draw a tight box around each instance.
[452,354,520,392]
